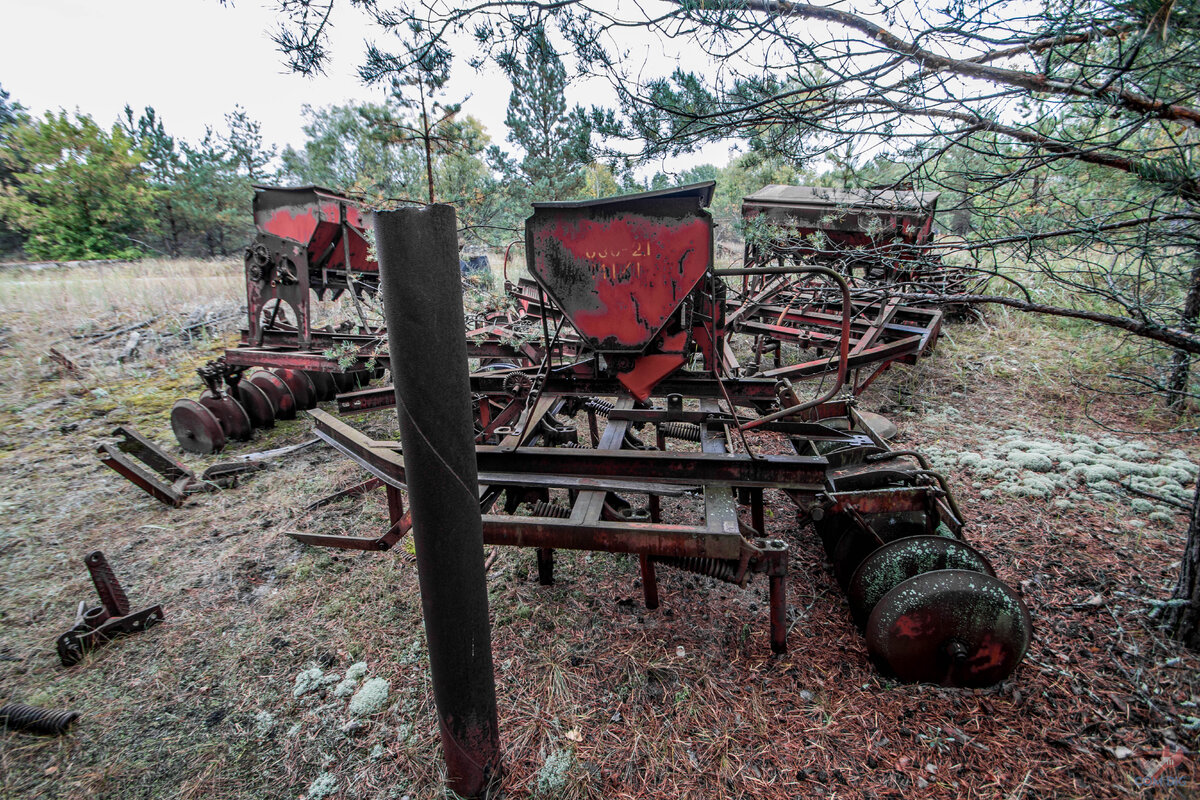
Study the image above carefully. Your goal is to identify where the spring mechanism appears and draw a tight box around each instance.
[585,398,616,417]
[0,703,80,736]
[529,501,571,519]
[653,556,739,583]
[659,422,702,442]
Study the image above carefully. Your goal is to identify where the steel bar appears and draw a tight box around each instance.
[310,409,824,490]
[375,204,500,798]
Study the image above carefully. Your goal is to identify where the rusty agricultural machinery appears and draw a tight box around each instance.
[113,181,1030,687]
[742,184,985,296]
[169,185,385,454]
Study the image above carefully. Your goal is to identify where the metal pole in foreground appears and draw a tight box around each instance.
[374,205,501,798]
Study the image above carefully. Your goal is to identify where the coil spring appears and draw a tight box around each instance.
[659,422,702,442]
[529,501,571,519]
[585,398,615,417]
[653,557,738,583]
[0,703,80,736]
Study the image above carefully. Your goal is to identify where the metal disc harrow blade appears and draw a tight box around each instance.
[865,569,1032,688]
[828,513,928,590]
[847,535,995,628]
[170,398,225,454]
[273,368,316,410]
[235,380,276,429]
[305,370,337,402]
[198,391,253,442]
[249,370,296,420]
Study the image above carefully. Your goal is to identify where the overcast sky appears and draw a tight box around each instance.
[0,0,738,177]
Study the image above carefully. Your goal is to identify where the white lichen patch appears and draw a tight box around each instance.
[534,748,575,797]
[348,677,391,717]
[334,661,369,698]
[922,431,1195,523]
[305,772,338,800]
[253,710,276,737]
[293,667,325,698]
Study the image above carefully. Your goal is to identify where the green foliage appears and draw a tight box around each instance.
[0,110,155,260]
[281,102,420,197]
[0,83,27,256]
[490,27,592,203]
[175,129,255,257]
[359,23,470,205]
[119,105,262,258]
[224,105,276,182]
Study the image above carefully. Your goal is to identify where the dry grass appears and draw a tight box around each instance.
[0,260,1196,799]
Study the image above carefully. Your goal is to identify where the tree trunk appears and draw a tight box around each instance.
[1163,481,1200,649]
[420,84,435,204]
[950,173,973,236]
[1168,246,1200,408]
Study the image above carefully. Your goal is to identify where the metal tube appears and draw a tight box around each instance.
[735,266,852,430]
[374,205,501,798]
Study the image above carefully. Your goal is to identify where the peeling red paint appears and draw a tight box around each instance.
[529,214,711,351]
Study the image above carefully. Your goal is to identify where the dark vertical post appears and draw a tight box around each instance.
[374,205,501,798]
[639,555,660,610]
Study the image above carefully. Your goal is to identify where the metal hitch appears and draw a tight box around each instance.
[56,551,164,667]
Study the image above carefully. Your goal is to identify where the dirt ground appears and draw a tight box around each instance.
[0,260,1196,799]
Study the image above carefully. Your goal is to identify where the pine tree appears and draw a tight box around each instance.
[122,105,186,256]
[359,26,469,204]
[0,84,27,256]
[491,27,591,202]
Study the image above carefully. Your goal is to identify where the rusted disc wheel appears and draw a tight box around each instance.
[235,379,276,429]
[199,391,253,442]
[273,368,316,410]
[305,371,336,402]
[847,536,996,628]
[828,512,927,591]
[249,370,296,420]
[171,398,226,454]
[866,569,1032,688]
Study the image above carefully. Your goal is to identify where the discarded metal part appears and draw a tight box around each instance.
[0,703,80,736]
[98,427,273,506]
[865,569,1032,687]
[224,437,323,464]
[56,551,164,667]
[290,479,413,551]
[48,347,81,376]
[376,203,501,797]
[847,535,996,628]
[98,426,198,506]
